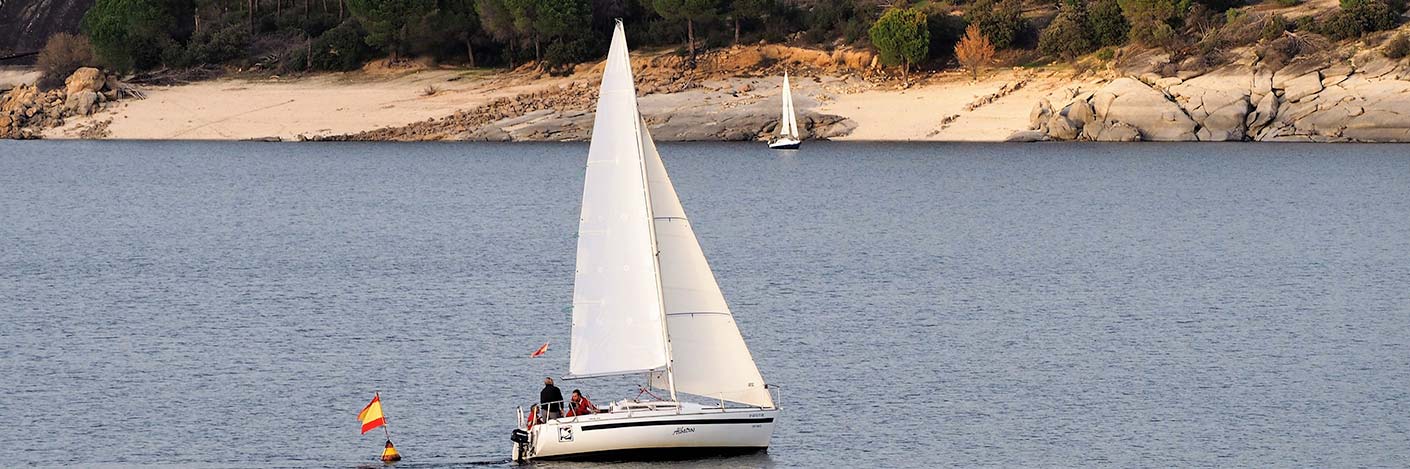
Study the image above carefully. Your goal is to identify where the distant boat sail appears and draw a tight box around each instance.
[769,71,802,150]
[509,21,780,462]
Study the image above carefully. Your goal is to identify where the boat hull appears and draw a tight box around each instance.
[768,138,801,150]
[512,407,777,461]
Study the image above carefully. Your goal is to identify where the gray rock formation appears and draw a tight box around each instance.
[1031,52,1410,142]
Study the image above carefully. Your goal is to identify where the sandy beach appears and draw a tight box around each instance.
[40,62,1064,141]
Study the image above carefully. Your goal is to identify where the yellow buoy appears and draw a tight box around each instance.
[380,439,402,462]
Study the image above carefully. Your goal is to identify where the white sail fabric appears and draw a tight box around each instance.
[640,120,775,408]
[567,23,669,379]
[780,72,799,138]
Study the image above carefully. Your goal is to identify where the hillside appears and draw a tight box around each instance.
[0,0,92,57]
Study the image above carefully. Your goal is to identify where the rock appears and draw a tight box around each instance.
[1067,99,1095,127]
[1046,113,1080,140]
[1196,98,1251,141]
[464,125,512,141]
[1029,98,1053,131]
[1005,130,1047,142]
[1091,78,1197,141]
[1154,77,1184,89]
[1246,92,1279,132]
[1096,122,1141,142]
[66,90,99,116]
[1279,71,1323,102]
[736,83,752,93]
[64,67,104,95]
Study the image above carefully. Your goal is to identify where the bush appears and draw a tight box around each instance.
[1089,0,1130,46]
[1118,0,1180,47]
[1385,34,1410,58]
[1260,15,1291,41]
[544,37,594,73]
[1095,47,1116,60]
[1275,0,1301,6]
[309,20,372,71]
[36,33,98,89]
[1319,0,1405,39]
[1039,2,1095,60]
[964,0,1029,49]
[81,0,178,71]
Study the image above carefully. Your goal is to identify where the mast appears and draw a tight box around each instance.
[631,89,678,403]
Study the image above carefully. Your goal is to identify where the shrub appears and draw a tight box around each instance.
[920,3,966,62]
[1039,2,1095,60]
[36,33,98,89]
[1088,0,1130,46]
[1318,0,1405,39]
[1118,0,1180,47]
[1385,34,1410,58]
[309,20,372,71]
[1275,0,1301,6]
[1096,47,1116,60]
[1260,15,1291,41]
[964,0,1029,49]
[543,37,594,73]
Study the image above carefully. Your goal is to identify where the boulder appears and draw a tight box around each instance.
[1067,99,1095,127]
[1029,98,1053,131]
[1246,92,1279,131]
[1046,113,1080,140]
[1278,71,1323,102]
[64,67,104,95]
[66,90,99,116]
[1092,78,1197,141]
[1005,130,1047,142]
[1196,98,1251,141]
[1096,122,1141,141]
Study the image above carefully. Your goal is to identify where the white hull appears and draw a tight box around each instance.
[512,402,777,461]
[768,137,802,150]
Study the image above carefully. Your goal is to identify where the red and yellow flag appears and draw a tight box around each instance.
[358,393,386,434]
[530,341,549,358]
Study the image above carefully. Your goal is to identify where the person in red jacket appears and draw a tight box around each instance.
[565,390,599,417]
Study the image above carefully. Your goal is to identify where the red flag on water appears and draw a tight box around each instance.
[530,342,549,358]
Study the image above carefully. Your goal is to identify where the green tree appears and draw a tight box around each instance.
[1087,0,1129,47]
[475,0,521,66]
[537,0,591,68]
[868,7,929,85]
[652,0,722,63]
[1117,0,1178,47]
[437,0,482,66]
[80,0,178,71]
[346,0,434,58]
[964,0,1029,49]
[1039,1,1094,60]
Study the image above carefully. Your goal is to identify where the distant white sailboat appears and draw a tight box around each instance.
[768,71,802,150]
[509,21,780,462]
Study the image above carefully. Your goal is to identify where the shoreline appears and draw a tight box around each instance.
[8,46,1410,143]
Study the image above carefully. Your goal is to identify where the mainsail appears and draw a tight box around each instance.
[779,72,799,139]
[567,22,669,379]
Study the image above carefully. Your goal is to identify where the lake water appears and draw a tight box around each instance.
[2,141,1408,468]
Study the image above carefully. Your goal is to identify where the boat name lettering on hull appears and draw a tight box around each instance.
[673,427,696,435]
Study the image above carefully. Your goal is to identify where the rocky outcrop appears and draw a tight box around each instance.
[322,76,856,142]
[0,0,93,56]
[1031,53,1410,142]
[1,68,130,139]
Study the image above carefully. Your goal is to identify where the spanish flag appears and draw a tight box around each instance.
[358,393,386,435]
[530,341,549,358]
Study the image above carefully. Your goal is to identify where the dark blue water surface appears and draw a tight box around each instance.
[2,141,1408,468]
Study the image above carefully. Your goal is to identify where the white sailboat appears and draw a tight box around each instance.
[509,21,779,462]
[768,71,802,150]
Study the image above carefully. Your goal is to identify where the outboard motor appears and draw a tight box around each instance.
[510,428,530,444]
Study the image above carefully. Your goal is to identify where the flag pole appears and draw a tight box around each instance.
[378,391,392,441]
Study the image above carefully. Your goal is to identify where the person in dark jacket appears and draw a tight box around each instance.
[540,377,564,420]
